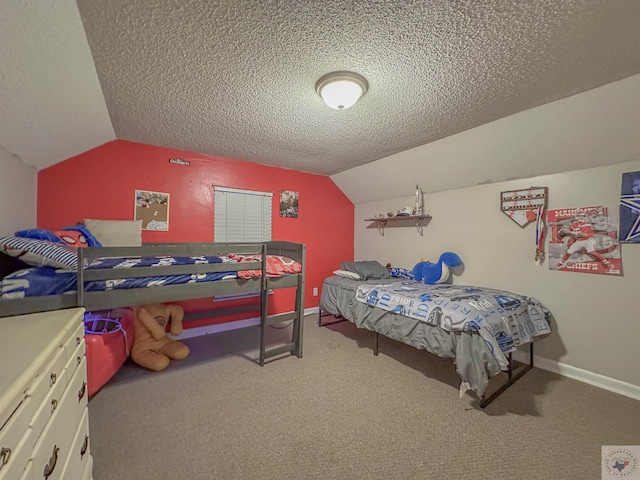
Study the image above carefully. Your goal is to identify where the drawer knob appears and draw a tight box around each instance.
[50,373,57,387]
[76,336,81,346]
[78,381,87,402]
[80,435,89,458]
[0,447,11,469]
[43,445,59,479]
[77,355,82,365]
[51,398,58,412]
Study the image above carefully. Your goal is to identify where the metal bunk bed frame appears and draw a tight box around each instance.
[0,241,306,365]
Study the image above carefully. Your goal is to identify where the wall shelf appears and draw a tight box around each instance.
[364,214,432,236]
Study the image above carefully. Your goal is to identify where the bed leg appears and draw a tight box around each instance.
[374,332,379,356]
[479,342,534,408]
[317,308,348,328]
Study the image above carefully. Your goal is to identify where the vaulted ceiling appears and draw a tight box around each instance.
[2,1,640,197]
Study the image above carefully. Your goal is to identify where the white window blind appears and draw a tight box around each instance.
[214,186,272,242]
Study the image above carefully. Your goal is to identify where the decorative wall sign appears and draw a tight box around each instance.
[135,190,170,230]
[169,158,190,166]
[280,190,299,218]
[547,205,621,276]
[500,187,548,227]
[620,171,640,243]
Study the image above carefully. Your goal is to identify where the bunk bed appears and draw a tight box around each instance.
[0,241,306,365]
[318,271,552,407]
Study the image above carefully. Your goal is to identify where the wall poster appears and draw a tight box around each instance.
[280,190,299,218]
[135,190,169,231]
[620,171,640,243]
[547,205,621,275]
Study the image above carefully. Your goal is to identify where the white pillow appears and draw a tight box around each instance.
[333,269,361,280]
[84,219,142,247]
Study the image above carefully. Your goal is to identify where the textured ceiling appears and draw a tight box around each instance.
[0,0,114,170]
[75,0,640,177]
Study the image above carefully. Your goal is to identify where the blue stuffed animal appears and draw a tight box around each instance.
[411,252,462,284]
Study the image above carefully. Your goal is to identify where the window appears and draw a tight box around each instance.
[213,186,273,301]
[214,186,272,242]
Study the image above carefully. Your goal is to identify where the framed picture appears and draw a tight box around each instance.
[135,190,170,231]
[280,190,299,218]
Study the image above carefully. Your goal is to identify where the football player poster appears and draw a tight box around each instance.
[547,206,622,275]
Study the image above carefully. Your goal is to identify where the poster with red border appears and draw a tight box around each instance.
[547,206,621,275]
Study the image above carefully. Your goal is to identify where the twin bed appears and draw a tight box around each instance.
[0,240,306,365]
[319,262,552,407]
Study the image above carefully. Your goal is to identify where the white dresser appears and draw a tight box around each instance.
[0,308,93,480]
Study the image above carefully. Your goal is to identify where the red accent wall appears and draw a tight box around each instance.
[37,140,354,324]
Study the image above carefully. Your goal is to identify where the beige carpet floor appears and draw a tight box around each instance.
[88,314,640,480]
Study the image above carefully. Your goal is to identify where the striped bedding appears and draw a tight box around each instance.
[0,255,234,299]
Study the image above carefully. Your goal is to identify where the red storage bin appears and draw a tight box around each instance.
[84,308,135,397]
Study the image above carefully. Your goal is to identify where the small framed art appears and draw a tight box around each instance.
[135,190,170,231]
[280,190,299,218]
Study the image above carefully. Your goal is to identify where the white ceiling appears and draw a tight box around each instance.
[2,1,640,195]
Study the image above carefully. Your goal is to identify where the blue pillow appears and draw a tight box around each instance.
[62,224,103,247]
[15,228,64,244]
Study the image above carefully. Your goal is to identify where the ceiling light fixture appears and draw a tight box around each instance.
[315,71,368,110]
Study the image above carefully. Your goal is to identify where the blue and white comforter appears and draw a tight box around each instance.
[1,255,237,299]
[355,281,552,369]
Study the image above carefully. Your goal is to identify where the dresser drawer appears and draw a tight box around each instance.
[29,367,67,450]
[24,345,67,414]
[27,358,88,480]
[18,460,32,480]
[0,397,33,480]
[25,322,82,421]
[64,333,86,382]
[81,453,93,480]
[59,408,90,480]
[64,323,86,364]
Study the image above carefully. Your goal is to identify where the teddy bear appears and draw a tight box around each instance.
[130,303,190,371]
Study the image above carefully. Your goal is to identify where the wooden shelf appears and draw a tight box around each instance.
[364,214,432,236]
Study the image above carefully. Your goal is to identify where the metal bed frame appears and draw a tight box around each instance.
[318,309,534,408]
[0,241,306,365]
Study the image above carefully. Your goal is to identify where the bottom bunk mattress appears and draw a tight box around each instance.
[319,276,552,398]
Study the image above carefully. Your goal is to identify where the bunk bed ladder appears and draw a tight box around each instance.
[258,243,306,366]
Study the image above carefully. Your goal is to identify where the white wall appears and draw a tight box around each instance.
[349,72,640,399]
[0,146,37,236]
[334,73,640,205]
[356,161,640,397]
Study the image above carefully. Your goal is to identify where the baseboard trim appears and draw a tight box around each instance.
[174,308,319,340]
[173,311,640,402]
[304,306,319,316]
[174,317,261,340]
[513,350,640,402]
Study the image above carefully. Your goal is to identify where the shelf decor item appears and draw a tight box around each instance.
[414,185,423,216]
[500,186,547,228]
